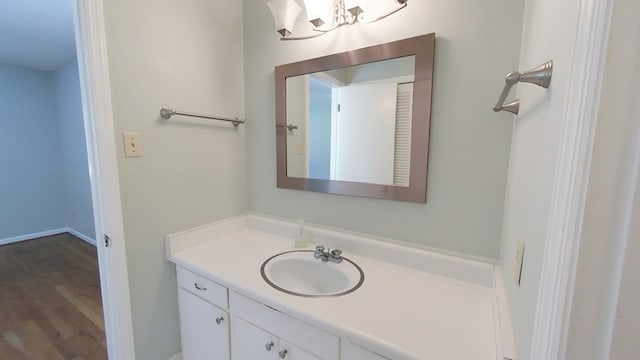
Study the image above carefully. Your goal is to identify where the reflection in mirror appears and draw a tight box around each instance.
[286,56,416,187]
[275,34,435,203]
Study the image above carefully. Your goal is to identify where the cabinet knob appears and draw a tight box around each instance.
[265,342,274,351]
[215,316,224,325]
[194,283,207,291]
[279,349,288,359]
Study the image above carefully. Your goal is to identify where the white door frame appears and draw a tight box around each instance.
[530,0,614,358]
[73,0,136,358]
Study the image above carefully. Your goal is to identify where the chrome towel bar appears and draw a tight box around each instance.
[160,108,245,127]
[493,60,553,115]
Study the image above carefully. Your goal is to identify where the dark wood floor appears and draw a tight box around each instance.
[0,233,107,359]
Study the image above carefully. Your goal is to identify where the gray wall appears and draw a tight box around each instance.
[0,60,94,243]
[0,63,68,239]
[101,0,245,358]
[54,59,95,240]
[244,0,525,260]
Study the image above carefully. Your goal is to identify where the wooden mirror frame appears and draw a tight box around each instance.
[275,33,435,203]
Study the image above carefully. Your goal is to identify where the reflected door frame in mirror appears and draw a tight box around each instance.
[275,33,435,203]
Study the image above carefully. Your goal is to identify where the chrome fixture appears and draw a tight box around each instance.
[493,60,553,115]
[314,245,343,263]
[266,0,408,41]
[276,123,299,131]
[193,283,207,291]
[160,107,245,127]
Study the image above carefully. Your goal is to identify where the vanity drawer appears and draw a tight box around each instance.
[230,291,339,359]
[177,267,228,309]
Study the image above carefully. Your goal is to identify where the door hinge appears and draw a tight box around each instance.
[104,234,112,247]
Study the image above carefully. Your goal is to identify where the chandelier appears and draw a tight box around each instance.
[266,0,409,40]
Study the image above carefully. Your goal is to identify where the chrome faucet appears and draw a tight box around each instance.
[314,245,343,263]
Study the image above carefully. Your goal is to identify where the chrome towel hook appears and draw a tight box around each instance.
[493,60,553,115]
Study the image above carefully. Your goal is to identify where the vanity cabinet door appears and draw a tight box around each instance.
[277,340,320,360]
[231,317,277,360]
[230,292,339,359]
[178,288,230,360]
[231,317,320,360]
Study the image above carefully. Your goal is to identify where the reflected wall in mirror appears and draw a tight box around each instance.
[286,56,415,186]
[275,34,435,203]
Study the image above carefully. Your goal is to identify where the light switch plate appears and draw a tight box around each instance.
[123,132,143,157]
[514,238,525,285]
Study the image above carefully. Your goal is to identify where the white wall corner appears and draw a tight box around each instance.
[73,0,136,358]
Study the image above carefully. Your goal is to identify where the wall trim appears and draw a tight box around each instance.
[74,0,136,359]
[66,227,97,246]
[529,0,614,358]
[0,228,68,246]
[0,228,97,247]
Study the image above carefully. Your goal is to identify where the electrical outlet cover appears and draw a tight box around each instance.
[123,132,143,157]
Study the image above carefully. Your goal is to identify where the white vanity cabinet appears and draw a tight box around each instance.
[176,267,392,360]
[176,267,230,360]
[231,317,319,360]
[230,291,339,360]
[230,316,278,359]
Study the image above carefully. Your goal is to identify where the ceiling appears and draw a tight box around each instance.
[0,0,76,71]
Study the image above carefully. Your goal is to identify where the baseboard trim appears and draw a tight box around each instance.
[0,228,68,246]
[0,227,97,247]
[65,227,97,246]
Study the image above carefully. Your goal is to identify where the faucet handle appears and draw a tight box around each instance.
[315,245,325,252]
[330,249,342,258]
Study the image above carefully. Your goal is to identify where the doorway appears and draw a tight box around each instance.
[0,1,133,358]
[0,2,104,358]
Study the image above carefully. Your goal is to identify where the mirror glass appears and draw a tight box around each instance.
[275,34,435,203]
[285,56,416,187]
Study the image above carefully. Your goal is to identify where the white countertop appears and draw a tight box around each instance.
[167,215,508,360]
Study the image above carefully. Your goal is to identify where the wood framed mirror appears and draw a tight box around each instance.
[275,33,435,203]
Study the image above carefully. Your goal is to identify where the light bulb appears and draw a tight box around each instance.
[302,0,334,27]
[266,0,302,37]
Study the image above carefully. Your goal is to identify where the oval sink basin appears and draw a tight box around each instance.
[261,250,364,297]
